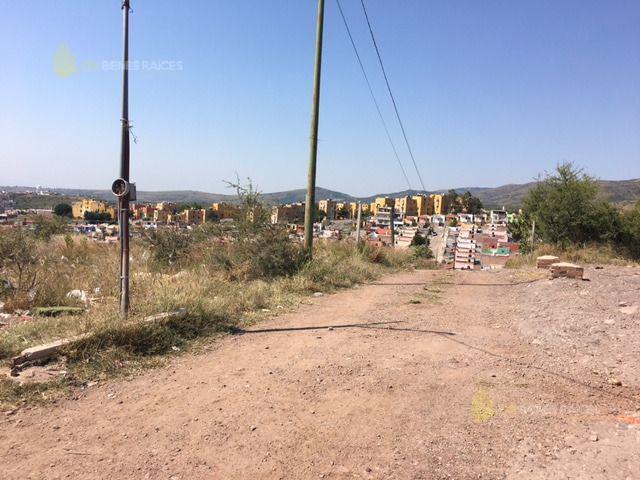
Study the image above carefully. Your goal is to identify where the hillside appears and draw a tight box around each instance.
[3,178,639,209]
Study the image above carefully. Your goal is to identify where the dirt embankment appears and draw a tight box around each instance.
[1,267,638,479]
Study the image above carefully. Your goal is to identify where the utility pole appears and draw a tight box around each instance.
[355,202,362,247]
[530,220,536,248]
[303,0,325,258]
[389,205,395,248]
[118,0,131,316]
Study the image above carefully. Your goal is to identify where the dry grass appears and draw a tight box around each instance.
[0,236,417,406]
[505,243,638,269]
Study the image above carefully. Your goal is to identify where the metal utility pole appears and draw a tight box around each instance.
[355,202,362,247]
[118,0,132,316]
[389,205,395,248]
[303,0,325,258]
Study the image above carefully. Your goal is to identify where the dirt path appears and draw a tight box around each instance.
[1,268,638,479]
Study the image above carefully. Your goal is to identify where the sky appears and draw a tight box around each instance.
[1,0,639,196]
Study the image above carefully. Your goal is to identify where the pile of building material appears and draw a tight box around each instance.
[550,262,584,280]
[536,255,560,269]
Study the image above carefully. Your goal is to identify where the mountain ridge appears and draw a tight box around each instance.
[4,178,640,210]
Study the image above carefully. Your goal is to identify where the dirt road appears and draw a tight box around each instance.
[1,268,638,479]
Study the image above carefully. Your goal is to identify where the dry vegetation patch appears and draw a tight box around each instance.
[0,228,418,407]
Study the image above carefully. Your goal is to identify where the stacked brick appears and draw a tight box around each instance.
[536,255,560,269]
[550,262,584,280]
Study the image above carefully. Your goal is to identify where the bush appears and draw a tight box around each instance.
[205,226,304,280]
[523,163,622,247]
[411,244,433,259]
[0,228,39,302]
[621,202,640,259]
[32,215,67,241]
[143,228,193,268]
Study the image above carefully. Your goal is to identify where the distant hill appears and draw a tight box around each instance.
[3,178,639,210]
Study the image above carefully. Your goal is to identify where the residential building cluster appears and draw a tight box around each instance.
[130,201,240,226]
[444,210,520,270]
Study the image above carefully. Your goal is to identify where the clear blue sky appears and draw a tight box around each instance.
[1,0,639,196]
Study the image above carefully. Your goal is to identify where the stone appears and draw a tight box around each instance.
[313,292,324,297]
[608,378,622,387]
[619,305,638,315]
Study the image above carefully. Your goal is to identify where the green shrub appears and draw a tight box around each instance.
[621,202,640,259]
[143,228,193,268]
[411,244,433,259]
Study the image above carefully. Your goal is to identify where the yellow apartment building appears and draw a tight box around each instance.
[71,199,117,220]
[211,202,239,220]
[412,195,428,216]
[429,194,449,215]
[370,197,394,216]
[271,203,305,224]
[394,196,418,216]
[318,199,336,220]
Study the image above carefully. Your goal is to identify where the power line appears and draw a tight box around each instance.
[335,0,412,191]
[359,0,426,193]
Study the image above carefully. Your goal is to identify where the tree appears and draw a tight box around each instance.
[53,203,73,218]
[621,201,640,259]
[508,212,534,253]
[460,191,483,214]
[522,163,621,247]
[0,228,39,295]
[410,232,428,246]
[84,210,113,223]
[444,189,459,214]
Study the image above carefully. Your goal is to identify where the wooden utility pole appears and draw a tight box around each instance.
[119,0,131,316]
[303,0,325,258]
[355,202,362,247]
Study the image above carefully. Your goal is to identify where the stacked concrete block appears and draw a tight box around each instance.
[536,255,560,269]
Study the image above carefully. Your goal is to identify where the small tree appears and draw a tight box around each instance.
[33,215,67,241]
[53,203,73,218]
[523,163,621,247]
[0,228,39,295]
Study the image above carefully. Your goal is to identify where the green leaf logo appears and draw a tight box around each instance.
[53,43,77,78]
